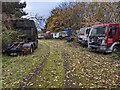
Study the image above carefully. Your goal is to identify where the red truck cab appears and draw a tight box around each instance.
[88,23,120,53]
[44,31,52,39]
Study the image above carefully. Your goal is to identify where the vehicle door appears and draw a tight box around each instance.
[107,25,119,46]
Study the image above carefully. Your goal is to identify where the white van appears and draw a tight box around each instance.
[78,27,91,46]
[52,32,62,39]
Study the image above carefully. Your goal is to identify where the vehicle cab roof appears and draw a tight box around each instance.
[92,23,120,28]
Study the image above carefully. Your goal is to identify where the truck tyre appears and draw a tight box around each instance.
[35,40,38,49]
[29,46,33,54]
[35,43,38,49]
[112,46,119,53]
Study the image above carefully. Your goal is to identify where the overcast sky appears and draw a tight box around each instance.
[22,1,60,29]
[23,2,59,18]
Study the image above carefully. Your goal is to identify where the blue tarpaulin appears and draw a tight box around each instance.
[64,28,77,36]
[64,28,72,37]
[63,28,77,42]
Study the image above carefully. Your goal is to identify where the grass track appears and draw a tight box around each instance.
[2,40,119,88]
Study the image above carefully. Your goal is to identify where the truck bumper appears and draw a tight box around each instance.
[78,39,87,46]
[6,49,23,55]
[89,45,112,53]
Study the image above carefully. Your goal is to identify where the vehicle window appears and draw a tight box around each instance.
[86,28,90,34]
[90,26,107,37]
[109,26,117,37]
[79,28,85,35]
[38,34,44,36]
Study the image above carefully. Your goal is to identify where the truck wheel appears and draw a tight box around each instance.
[112,46,119,53]
[35,40,38,49]
[29,46,33,54]
[35,43,38,49]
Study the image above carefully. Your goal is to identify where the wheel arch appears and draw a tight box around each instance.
[110,42,120,51]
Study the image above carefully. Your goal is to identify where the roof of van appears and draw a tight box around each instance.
[92,23,120,28]
[80,27,91,31]
[46,31,51,33]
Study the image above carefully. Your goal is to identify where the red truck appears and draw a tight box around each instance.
[88,23,120,53]
[44,31,52,39]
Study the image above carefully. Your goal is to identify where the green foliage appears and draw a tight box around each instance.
[2,29,19,49]
[2,2,27,18]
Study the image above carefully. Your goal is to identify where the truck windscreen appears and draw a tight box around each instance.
[16,27,34,37]
[90,26,107,37]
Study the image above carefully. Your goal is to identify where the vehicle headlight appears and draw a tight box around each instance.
[101,39,106,46]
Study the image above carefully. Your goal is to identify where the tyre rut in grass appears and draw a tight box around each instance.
[62,50,74,88]
[20,44,50,88]
[29,41,65,88]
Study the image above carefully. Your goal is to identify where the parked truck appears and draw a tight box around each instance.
[6,19,38,55]
[52,32,62,39]
[44,31,52,39]
[78,27,91,46]
[88,23,120,53]
[38,33,45,39]
[61,31,68,39]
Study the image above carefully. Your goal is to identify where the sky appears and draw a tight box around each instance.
[22,1,60,29]
[23,2,59,18]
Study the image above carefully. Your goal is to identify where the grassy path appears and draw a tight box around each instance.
[2,40,119,88]
[20,41,50,88]
[28,40,65,88]
[2,41,50,88]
